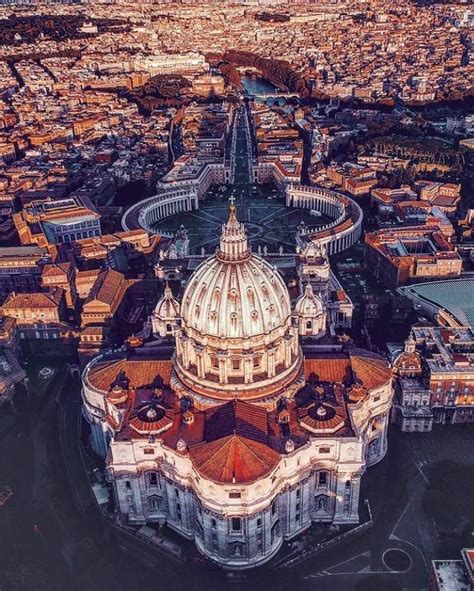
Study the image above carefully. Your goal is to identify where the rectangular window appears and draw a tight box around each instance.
[319,471,327,486]
[229,492,241,499]
[231,517,241,532]
[148,473,158,486]
[144,448,154,455]
[125,481,131,490]
[319,447,331,454]
[232,359,240,370]
[256,518,262,528]
[211,518,217,529]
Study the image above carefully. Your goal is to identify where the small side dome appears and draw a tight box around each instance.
[347,385,368,404]
[176,439,187,453]
[182,410,195,425]
[295,284,326,338]
[126,335,143,349]
[152,283,180,338]
[154,283,180,320]
[295,284,324,318]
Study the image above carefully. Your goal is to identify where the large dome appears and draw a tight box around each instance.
[181,253,291,340]
[173,203,303,409]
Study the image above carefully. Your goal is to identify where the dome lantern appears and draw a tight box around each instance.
[216,200,250,262]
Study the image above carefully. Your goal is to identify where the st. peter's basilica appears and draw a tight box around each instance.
[82,204,393,569]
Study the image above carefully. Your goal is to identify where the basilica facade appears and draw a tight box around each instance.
[82,205,393,569]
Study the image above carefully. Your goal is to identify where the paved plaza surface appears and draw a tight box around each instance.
[155,187,329,255]
[154,110,330,255]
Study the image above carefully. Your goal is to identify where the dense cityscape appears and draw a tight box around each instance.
[0,1,473,590]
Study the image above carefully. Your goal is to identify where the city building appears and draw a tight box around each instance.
[14,195,101,247]
[390,326,474,429]
[78,269,129,365]
[0,287,77,354]
[429,548,474,591]
[365,227,462,288]
[0,246,52,302]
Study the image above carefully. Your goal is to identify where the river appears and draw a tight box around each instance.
[241,74,278,95]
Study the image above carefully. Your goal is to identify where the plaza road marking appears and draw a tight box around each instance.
[308,570,401,578]
[397,538,429,572]
[186,210,223,225]
[259,207,287,224]
[325,551,371,574]
[415,460,429,484]
[390,502,410,539]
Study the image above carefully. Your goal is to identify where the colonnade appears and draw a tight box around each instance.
[287,185,363,255]
[139,192,198,231]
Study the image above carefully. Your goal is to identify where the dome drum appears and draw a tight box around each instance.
[172,350,304,409]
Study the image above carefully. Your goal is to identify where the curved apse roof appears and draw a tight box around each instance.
[398,278,474,329]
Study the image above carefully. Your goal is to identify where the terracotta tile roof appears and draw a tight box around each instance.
[87,357,172,393]
[189,435,279,484]
[348,348,392,390]
[84,269,124,307]
[304,351,391,391]
[77,269,101,279]
[2,288,64,310]
[81,326,106,335]
[42,262,71,278]
[204,399,268,444]
[304,356,352,383]
[161,406,206,449]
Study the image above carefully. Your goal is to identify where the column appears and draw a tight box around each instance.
[218,352,228,384]
[196,345,205,379]
[284,335,293,368]
[181,335,190,369]
[267,347,276,378]
[243,352,254,384]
